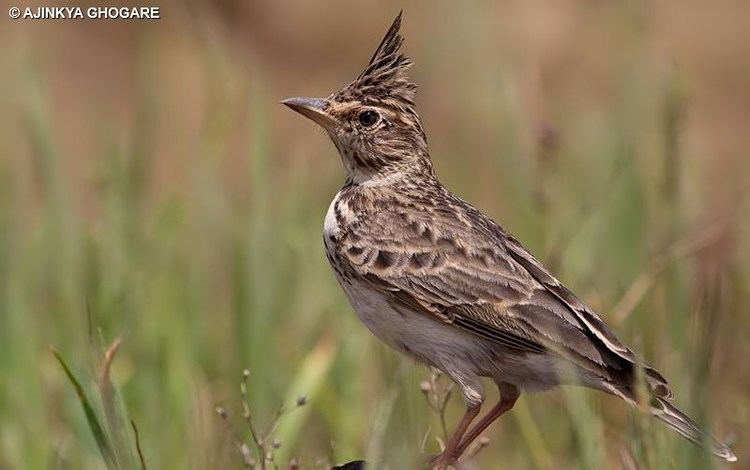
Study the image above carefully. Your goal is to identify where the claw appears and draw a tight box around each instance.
[427,451,459,469]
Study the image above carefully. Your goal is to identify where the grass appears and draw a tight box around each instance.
[1,3,748,469]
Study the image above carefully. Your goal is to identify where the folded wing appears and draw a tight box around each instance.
[339,196,672,398]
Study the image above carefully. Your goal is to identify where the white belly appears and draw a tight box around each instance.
[339,276,476,365]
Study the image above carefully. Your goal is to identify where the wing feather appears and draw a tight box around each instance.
[335,190,673,399]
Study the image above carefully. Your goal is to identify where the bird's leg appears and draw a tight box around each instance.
[455,383,519,456]
[430,403,481,468]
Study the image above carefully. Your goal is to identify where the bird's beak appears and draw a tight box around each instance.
[281,97,338,129]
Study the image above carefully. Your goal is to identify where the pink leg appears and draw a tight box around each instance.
[430,404,481,468]
[456,383,519,456]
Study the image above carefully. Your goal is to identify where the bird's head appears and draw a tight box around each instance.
[282,12,432,183]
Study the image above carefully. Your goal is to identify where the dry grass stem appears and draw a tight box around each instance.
[613,224,724,323]
[219,369,307,469]
[421,368,455,451]
[130,419,147,470]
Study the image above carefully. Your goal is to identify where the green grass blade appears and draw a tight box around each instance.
[51,347,117,469]
[512,397,553,469]
[275,336,337,463]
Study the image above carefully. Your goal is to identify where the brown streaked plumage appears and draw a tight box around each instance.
[282,12,736,467]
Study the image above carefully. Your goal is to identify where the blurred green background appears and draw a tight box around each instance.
[1,1,749,468]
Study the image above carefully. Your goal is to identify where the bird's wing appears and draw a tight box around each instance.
[338,197,672,396]
[501,231,673,399]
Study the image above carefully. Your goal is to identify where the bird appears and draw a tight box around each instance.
[282,12,736,468]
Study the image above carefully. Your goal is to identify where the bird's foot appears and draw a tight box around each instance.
[427,451,460,469]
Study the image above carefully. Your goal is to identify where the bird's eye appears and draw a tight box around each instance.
[358,110,379,127]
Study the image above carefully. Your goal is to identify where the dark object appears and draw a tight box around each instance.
[332,460,366,470]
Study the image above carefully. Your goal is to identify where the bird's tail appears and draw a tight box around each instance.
[649,396,737,462]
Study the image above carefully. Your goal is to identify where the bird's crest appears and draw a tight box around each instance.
[342,12,417,108]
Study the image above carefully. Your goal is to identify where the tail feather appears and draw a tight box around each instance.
[650,396,737,462]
